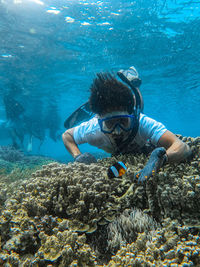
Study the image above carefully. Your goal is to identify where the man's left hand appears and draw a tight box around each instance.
[75,152,97,165]
[136,147,167,183]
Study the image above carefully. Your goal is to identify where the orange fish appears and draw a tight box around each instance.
[107,161,127,178]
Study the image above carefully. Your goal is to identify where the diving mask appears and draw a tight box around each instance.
[98,114,135,134]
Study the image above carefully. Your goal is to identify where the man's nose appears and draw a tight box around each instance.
[113,124,122,134]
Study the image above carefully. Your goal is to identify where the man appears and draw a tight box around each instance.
[3,94,38,151]
[3,94,27,149]
[62,68,191,182]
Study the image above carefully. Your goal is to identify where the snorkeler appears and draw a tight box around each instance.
[62,66,191,182]
[3,94,27,149]
[45,99,61,142]
[3,93,35,151]
[2,89,63,152]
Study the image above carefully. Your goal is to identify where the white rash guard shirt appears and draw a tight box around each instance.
[73,113,167,154]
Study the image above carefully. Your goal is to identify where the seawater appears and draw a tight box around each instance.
[0,0,199,162]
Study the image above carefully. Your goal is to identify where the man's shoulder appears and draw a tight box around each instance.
[139,113,162,126]
[138,113,167,145]
[74,116,100,136]
[139,113,155,125]
[73,116,108,146]
[78,116,99,128]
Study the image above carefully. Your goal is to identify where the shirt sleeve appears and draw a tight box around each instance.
[73,117,99,145]
[139,114,167,146]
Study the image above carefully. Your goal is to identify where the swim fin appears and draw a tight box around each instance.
[27,135,33,152]
[64,102,94,129]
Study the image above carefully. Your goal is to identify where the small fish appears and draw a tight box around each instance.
[107,161,127,179]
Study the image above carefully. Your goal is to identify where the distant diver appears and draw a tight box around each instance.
[62,66,191,183]
[2,90,62,152]
[3,93,35,151]
[45,99,61,142]
[3,94,27,149]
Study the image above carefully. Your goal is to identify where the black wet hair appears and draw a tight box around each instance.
[89,72,134,116]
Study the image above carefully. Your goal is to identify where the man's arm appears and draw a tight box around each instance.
[158,130,191,162]
[137,130,191,183]
[62,128,97,164]
[62,128,81,158]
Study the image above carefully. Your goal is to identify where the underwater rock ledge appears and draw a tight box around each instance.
[0,135,199,266]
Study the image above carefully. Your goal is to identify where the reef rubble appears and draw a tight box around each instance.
[0,136,199,266]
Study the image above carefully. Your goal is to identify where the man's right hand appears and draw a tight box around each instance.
[136,147,167,183]
[75,152,97,165]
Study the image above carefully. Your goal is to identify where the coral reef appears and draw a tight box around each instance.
[0,136,199,266]
[21,162,123,232]
[0,146,57,215]
[0,159,16,172]
[0,145,55,173]
[0,202,97,266]
[0,145,24,162]
[106,218,200,267]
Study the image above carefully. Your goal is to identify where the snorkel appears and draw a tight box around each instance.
[117,67,143,118]
[114,66,143,152]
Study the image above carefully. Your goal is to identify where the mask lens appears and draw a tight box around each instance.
[104,117,118,130]
[100,115,134,133]
[118,117,130,128]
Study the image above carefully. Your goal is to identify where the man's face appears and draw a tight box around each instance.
[99,110,134,144]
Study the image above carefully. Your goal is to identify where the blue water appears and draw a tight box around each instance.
[0,0,199,161]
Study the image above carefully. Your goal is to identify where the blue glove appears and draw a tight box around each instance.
[75,152,97,165]
[136,147,167,183]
